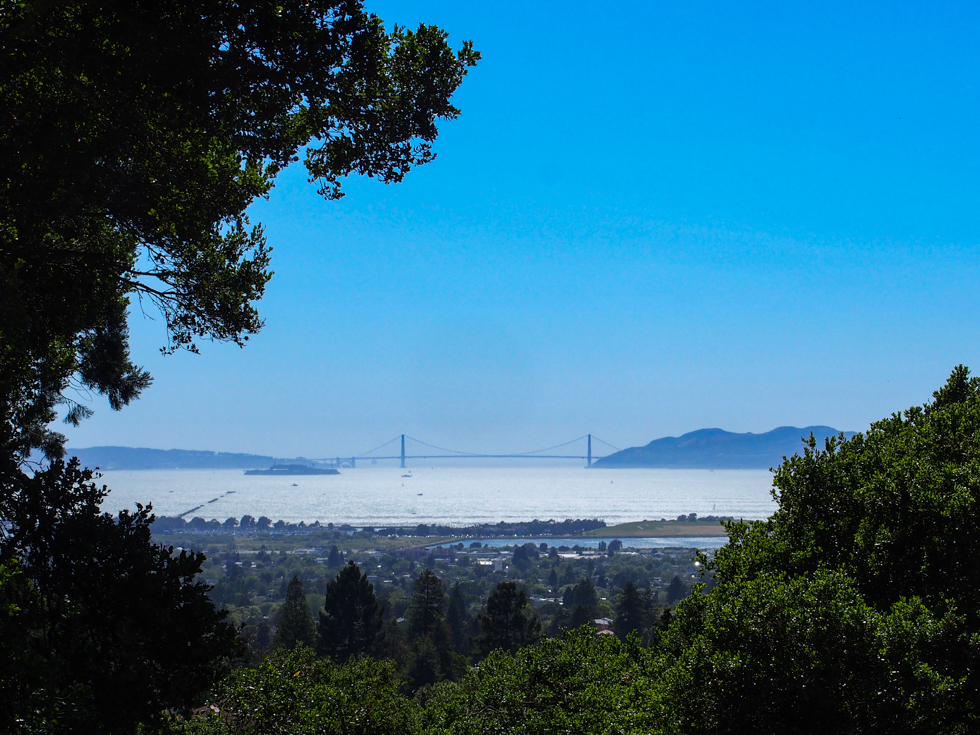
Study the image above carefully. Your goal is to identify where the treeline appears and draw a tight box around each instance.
[152,516,608,537]
[170,367,980,733]
[389,518,607,537]
[263,566,544,691]
[206,536,698,667]
[9,370,980,733]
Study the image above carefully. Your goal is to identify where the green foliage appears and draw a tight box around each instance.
[419,627,655,735]
[274,576,317,651]
[445,581,471,656]
[0,0,479,458]
[650,365,980,733]
[407,569,447,640]
[179,646,413,735]
[318,561,384,661]
[652,570,964,734]
[167,369,980,733]
[0,459,237,734]
[405,569,459,689]
[613,580,650,641]
[565,577,599,628]
[473,581,542,658]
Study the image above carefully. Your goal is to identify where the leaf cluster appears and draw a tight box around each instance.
[0,0,479,457]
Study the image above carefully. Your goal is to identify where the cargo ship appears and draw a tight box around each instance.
[244,464,340,476]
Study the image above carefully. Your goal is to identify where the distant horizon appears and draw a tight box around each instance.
[58,2,980,460]
[68,423,855,453]
[69,423,855,465]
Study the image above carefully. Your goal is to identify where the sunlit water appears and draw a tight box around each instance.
[97,466,777,526]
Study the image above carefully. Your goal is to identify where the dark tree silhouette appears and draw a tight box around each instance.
[1,0,479,460]
[665,574,688,604]
[406,569,457,687]
[274,576,317,650]
[408,569,447,639]
[565,578,599,628]
[317,561,384,661]
[474,582,542,657]
[0,459,238,732]
[446,581,471,656]
[613,581,649,640]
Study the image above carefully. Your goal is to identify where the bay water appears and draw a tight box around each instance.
[97,466,777,527]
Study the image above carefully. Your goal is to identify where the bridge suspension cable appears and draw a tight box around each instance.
[590,435,622,452]
[405,434,604,458]
[403,435,476,455]
[331,433,622,467]
[516,435,589,455]
[355,436,402,458]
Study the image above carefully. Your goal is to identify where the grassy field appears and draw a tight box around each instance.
[585,519,730,538]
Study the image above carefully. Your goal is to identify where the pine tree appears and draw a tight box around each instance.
[665,574,688,604]
[273,576,316,650]
[474,582,542,657]
[327,545,343,569]
[406,569,456,683]
[613,580,648,640]
[407,569,446,639]
[317,562,384,661]
[568,578,599,628]
[407,635,443,690]
[446,581,470,655]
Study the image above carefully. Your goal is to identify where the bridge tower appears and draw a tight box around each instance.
[400,434,406,469]
[587,434,592,468]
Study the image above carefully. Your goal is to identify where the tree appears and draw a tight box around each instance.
[511,542,538,570]
[446,581,471,656]
[564,578,599,628]
[188,646,412,735]
[474,582,542,657]
[654,571,962,734]
[419,628,654,735]
[274,576,317,650]
[406,635,445,691]
[613,580,648,641]
[317,561,383,661]
[1,4,478,728]
[0,0,480,459]
[327,544,344,568]
[650,366,980,733]
[405,569,459,686]
[0,459,238,733]
[407,568,447,640]
[664,574,687,604]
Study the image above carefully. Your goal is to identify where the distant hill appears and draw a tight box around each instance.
[593,426,855,470]
[67,446,278,470]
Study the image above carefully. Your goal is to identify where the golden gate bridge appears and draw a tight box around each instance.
[314,434,621,469]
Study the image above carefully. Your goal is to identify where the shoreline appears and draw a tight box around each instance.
[589,519,734,537]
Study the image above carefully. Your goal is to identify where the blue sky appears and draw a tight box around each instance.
[67,0,980,457]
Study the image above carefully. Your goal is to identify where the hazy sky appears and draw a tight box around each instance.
[66,0,980,458]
